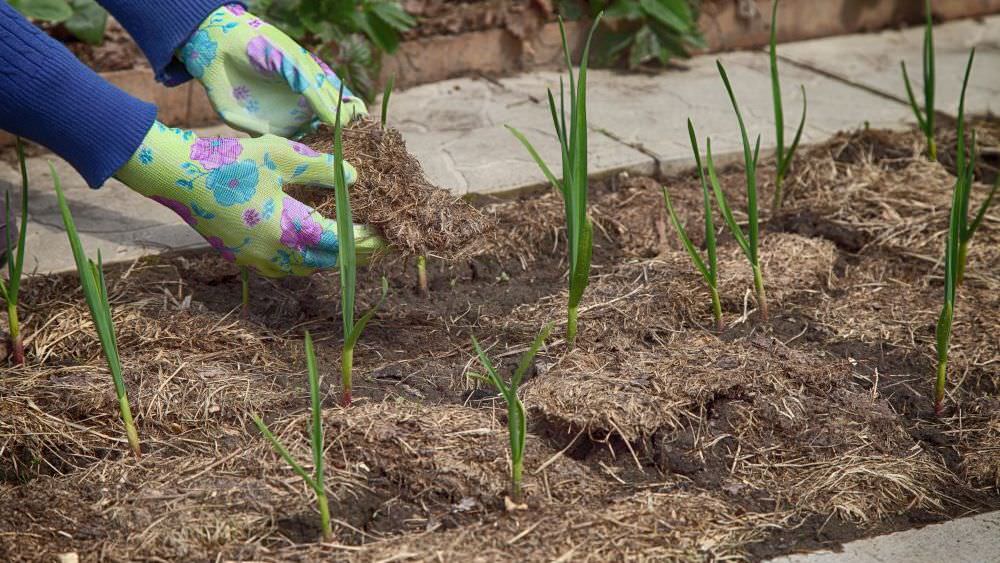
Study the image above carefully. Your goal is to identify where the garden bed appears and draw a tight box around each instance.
[1,125,998,561]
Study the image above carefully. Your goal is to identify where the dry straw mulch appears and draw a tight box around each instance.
[288,118,496,259]
[2,126,998,561]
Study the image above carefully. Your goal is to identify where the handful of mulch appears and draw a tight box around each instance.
[287,117,495,259]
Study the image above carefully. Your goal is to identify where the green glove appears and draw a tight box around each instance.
[178,4,367,137]
[115,121,383,277]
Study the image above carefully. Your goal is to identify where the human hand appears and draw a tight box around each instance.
[177,4,367,137]
[115,121,384,277]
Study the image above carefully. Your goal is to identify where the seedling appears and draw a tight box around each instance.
[951,51,996,287]
[2,138,29,364]
[380,75,395,130]
[709,61,768,321]
[901,0,937,160]
[416,254,428,295]
[768,0,807,211]
[53,164,140,458]
[331,87,388,406]
[663,120,723,331]
[469,322,553,502]
[253,331,332,541]
[934,50,995,415]
[507,15,602,347]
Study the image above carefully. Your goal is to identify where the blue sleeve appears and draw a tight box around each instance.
[98,0,245,86]
[0,3,157,188]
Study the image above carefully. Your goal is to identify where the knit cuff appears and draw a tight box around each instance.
[98,0,247,85]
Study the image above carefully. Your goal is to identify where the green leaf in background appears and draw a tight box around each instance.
[247,0,415,102]
[65,0,108,45]
[9,0,73,22]
[639,0,689,32]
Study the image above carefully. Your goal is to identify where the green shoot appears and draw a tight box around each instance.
[332,85,389,407]
[768,0,807,212]
[951,49,995,287]
[663,120,722,331]
[253,331,332,541]
[240,266,250,319]
[2,138,29,365]
[469,322,553,502]
[710,60,768,321]
[935,49,994,415]
[416,254,428,294]
[506,15,602,348]
[901,0,937,160]
[380,75,395,130]
[52,164,140,458]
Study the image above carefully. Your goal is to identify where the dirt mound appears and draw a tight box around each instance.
[289,118,496,259]
[526,334,955,523]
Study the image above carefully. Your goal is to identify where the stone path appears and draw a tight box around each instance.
[0,15,997,276]
[766,510,1000,563]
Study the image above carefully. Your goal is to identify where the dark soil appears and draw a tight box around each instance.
[1,127,997,561]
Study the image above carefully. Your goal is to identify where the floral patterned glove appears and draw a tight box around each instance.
[178,4,367,137]
[115,121,384,277]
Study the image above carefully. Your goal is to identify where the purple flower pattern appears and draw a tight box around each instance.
[243,208,261,227]
[279,197,323,251]
[190,138,243,170]
[290,140,321,157]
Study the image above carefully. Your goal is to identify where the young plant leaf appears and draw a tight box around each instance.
[469,322,552,501]
[52,163,140,457]
[380,75,395,129]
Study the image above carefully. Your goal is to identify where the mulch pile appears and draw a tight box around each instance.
[288,117,496,259]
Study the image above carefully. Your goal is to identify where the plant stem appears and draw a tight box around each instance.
[927,136,937,162]
[416,255,428,294]
[567,305,579,349]
[934,356,947,416]
[955,240,969,287]
[119,394,141,459]
[341,345,354,407]
[316,490,333,541]
[511,457,523,503]
[752,263,768,321]
[8,301,23,365]
[772,174,784,214]
[240,267,250,318]
[709,285,723,332]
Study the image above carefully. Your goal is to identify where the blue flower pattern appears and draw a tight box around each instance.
[206,161,260,206]
[181,31,218,78]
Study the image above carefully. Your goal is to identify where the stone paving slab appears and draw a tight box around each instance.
[500,49,915,176]
[779,15,1000,117]
[386,77,655,195]
[767,510,1000,563]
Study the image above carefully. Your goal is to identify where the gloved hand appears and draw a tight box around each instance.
[115,121,384,277]
[178,4,368,137]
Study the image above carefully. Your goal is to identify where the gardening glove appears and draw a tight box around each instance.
[115,121,384,277]
[178,4,368,138]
